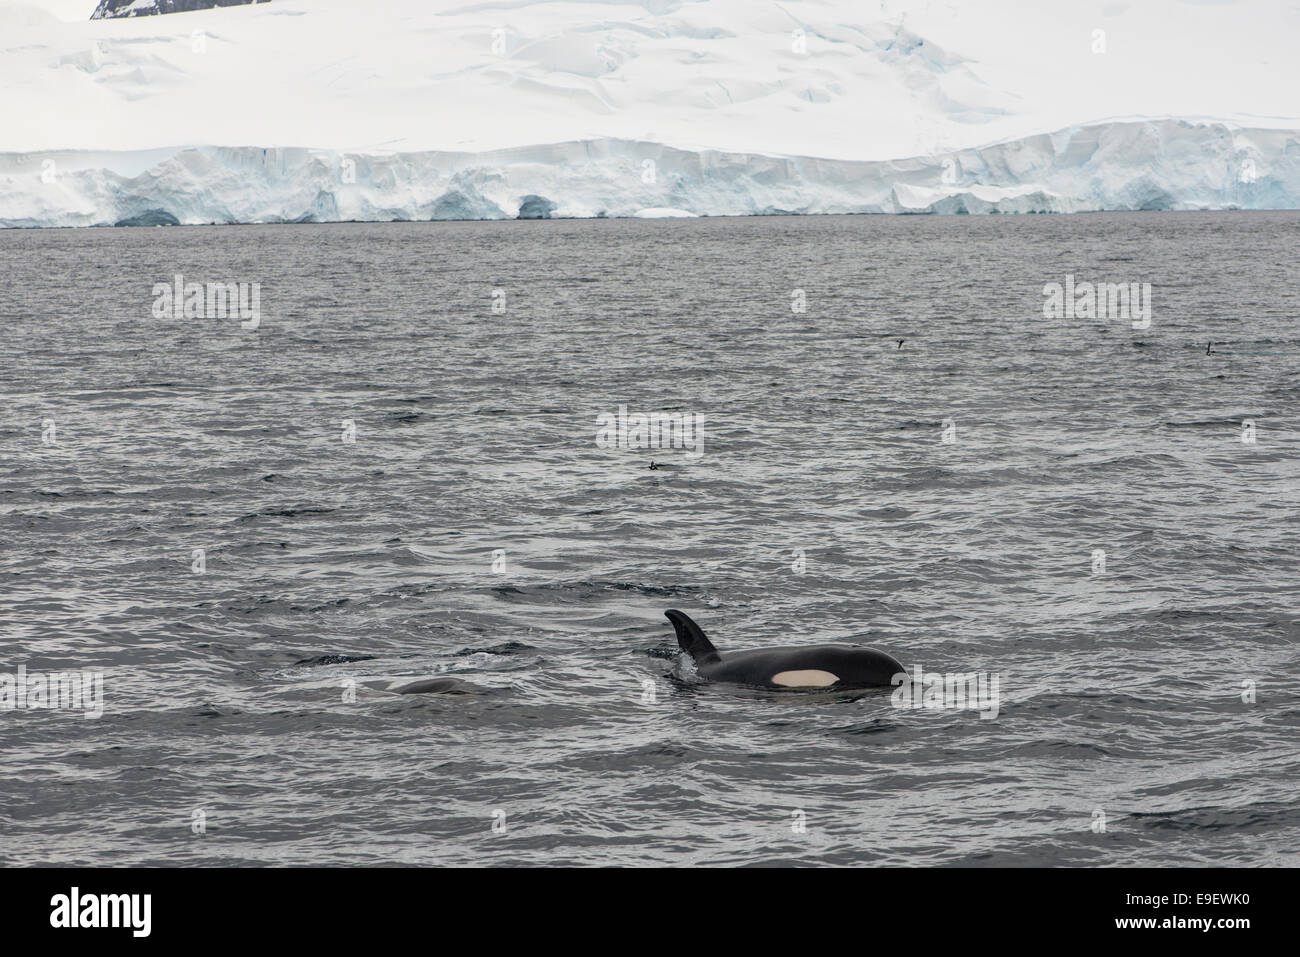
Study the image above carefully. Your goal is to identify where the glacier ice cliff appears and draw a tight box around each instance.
[0,119,1295,228]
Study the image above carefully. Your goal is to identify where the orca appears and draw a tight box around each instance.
[664,609,903,689]
[389,677,486,695]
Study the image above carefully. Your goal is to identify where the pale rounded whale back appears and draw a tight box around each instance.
[664,609,903,689]
[390,677,486,695]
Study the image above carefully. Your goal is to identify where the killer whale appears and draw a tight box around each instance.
[390,677,487,695]
[664,609,903,689]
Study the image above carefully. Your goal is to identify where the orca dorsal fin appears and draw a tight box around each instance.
[665,610,720,664]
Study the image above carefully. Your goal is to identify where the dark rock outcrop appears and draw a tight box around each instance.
[91,0,270,20]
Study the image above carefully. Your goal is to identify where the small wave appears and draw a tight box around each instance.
[293,654,378,666]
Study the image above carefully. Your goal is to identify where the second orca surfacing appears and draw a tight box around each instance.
[664,609,904,690]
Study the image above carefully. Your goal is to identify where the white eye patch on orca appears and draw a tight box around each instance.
[770,670,839,688]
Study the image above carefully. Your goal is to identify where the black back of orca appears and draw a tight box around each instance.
[664,609,903,689]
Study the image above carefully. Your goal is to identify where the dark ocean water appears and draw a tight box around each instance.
[1,212,1297,866]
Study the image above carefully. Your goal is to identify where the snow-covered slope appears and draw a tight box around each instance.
[6,0,1299,158]
[2,119,1294,227]
[2,0,1298,224]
